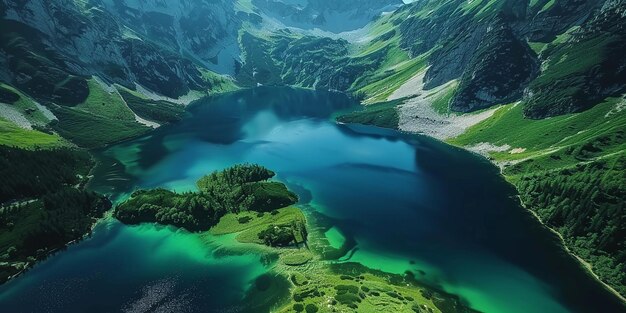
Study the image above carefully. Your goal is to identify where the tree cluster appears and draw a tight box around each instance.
[258,220,307,247]
[0,146,109,283]
[114,164,298,232]
[114,189,216,231]
[517,154,625,295]
[197,164,275,189]
[0,146,92,203]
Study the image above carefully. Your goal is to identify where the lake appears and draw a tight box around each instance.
[0,87,623,313]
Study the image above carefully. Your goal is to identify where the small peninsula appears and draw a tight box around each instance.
[114,164,304,246]
[113,164,475,313]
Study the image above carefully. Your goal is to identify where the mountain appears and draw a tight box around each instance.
[94,0,244,75]
[0,0,241,98]
[252,0,403,33]
[0,0,402,147]
[524,0,626,117]
[0,0,243,147]
[0,0,625,302]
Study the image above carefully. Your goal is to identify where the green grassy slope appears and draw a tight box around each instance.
[448,96,626,296]
[118,88,186,124]
[336,97,407,129]
[51,79,150,148]
[0,79,151,150]
[0,118,66,149]
[198,68,240,94]
[430,81,457,115]
[354,55,428,103]
[0,83,67,149]
[210,206,306,245]
[51,106,149,148]
[73,79,136,121]
[0,84,53,126]
[450,98,625,161]
[349,10,431,103]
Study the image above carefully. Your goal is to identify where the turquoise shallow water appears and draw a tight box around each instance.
[0,218,278,312]
[0,87,623,312]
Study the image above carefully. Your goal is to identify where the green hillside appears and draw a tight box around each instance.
[0,119,66,150]
[449,96,626,295]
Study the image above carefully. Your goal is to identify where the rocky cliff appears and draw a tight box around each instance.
[524,0,626,118]
[392,0,623,117]
[0,0,244,99]
[252,0,403,33]
[450,17,539,112]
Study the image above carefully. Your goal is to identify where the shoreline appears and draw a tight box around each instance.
[1,214,104,285]
[428,120,626,303]
[512,193,626,303]
[403,116,626,304]
[1,86,246,286]
[3,85,622,306]
[370,70,626,303]
[344,120,626,303]
[1,156,109,286]
[447,131,626,303]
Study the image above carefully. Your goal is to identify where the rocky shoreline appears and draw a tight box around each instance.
[390,70,499,140]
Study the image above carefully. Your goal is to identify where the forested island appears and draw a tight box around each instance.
[0,146,110,283]
[114,164,304,246]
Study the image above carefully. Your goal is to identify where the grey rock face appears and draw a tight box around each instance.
[0,0,241,98]
[450,18,539,112]
[96,0,243,73]
[522,0,605,42]
[423,24,488,90]
[397,0,611,114]
[252,0,403,33]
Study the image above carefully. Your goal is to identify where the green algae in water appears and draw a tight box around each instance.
[324,227,346,249]
[0,219,274,312]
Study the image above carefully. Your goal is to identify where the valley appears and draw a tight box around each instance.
[0,0,624,312]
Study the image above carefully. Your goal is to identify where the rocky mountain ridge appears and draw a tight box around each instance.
[394,0,623,116]
[0,0,244,99]
[252,0,403,33]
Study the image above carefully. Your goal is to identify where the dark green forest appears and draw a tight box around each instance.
[0,146,109,283]
[114,164,298,232]
[0,147,92,202]
[516,154,625,295]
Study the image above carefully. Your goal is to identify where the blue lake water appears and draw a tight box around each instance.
[0,87,623,312]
